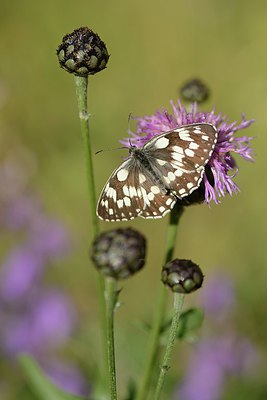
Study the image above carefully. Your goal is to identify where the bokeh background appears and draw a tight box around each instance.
[0,0,266,399]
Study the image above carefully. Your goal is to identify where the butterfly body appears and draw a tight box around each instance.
[97,123,217,221]
[129,146,170,194]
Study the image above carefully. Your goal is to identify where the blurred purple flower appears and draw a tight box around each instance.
[122,100,254,204]
[3,194,41,231]
[2,290,75,356]
[0,215,70,303]
[44,360,90,397]
[176,336,257,400]
[200,273,236,320]
[29,217,70,259]
[29,290,76,349]
[0,154,86,396]
[0,246,45,303]
[174,273,258,400]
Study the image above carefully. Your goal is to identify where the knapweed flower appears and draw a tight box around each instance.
[91,228,146,280]
[57,27,109,77]
[122,100,254,205]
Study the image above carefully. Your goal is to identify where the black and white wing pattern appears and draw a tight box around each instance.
[142,123,217,199]
[97,123,217,221]
[97,158,177,221]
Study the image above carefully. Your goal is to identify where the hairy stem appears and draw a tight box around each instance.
[74,75,99,236]
[105,278,118,400]
[136,205,184,400]
[74,75,108,392]
[154,293,185,400]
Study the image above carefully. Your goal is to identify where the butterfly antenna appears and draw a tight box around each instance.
[128,112,133,126]
[95,146,128,155]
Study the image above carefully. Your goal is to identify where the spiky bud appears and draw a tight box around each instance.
[57,27,109,77]
[180,78,210,103]
[91,228,146,280]
[162,259,204,294]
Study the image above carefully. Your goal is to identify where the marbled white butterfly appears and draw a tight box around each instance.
[97,123,217,221]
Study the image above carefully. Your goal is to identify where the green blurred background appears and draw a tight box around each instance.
[0,0,266,399]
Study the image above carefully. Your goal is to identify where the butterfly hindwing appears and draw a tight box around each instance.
[97,158,177,221]
[97,159,140,221]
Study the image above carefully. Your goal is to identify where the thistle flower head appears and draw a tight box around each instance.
[122,100,254,205]
[91,228,146,280]
[162,259,204,294]
[57,27,109,77]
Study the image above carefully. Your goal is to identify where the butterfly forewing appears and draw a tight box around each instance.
[97,123,217,221]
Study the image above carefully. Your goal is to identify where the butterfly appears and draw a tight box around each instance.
[97,123,217,221]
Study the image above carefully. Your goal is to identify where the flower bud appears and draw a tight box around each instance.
[162,259,204,294]
[180,78,210,103]
[91,228,146,280]
[57,27,109,77]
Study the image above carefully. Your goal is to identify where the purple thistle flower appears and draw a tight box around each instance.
[122,100,254,204]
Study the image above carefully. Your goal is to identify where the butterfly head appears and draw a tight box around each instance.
[129,144,137,155]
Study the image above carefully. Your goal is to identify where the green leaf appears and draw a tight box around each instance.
[177,308,204,340]
[19,355,85,400]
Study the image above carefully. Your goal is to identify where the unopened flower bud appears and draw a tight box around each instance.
[180,78,210,103]
[162,259,204,294]
[57,27,109,77]
[91,228,146,280]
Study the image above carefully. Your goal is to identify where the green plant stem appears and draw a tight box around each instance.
[74,75,99,237]
[105,278,118,400]
[154,293,185,400]
[74,75,107,390]
[136,205,184,400]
